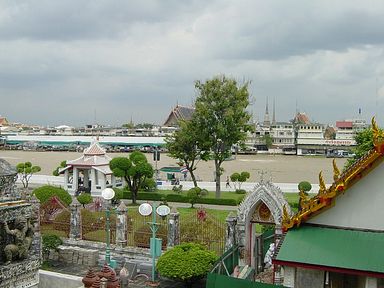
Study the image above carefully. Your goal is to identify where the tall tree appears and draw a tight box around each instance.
[194,75,252,198]
[16,161,41,188]
[165,120,208,188]
[109,151,154,204]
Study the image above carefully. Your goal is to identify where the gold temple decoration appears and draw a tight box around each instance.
[282,205,290,224]
[318,171,326,195]
[332,159,340,182]
[282,120,384,231]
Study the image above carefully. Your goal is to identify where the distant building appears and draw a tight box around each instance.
[0,116,9,126]
[163,105,195,127]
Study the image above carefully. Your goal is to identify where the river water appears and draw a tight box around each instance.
[0,150,347,184]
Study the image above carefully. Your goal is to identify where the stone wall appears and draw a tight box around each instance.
[39,270,83,288]
[47,245,99,267]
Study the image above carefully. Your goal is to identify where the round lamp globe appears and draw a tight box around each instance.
[101,188,115,200]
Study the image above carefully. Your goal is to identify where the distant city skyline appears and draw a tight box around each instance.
[1,1,384,127]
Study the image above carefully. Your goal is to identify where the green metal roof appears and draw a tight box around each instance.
[275,225,384,274]
[159,166,182,173]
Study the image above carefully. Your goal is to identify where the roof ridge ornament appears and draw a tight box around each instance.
[318,171,327,196]
[332,159,340,182]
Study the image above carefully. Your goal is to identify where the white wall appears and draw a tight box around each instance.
[39,270,83,288]
[309,161,384,231]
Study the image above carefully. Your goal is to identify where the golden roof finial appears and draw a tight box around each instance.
[332,159,340,182]
[319,171,327,195]
[372,117,380,144]
[282,204,290,224]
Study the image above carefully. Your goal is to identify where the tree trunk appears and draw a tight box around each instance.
[190,170,198,188]
[132,189,137,204]
[215,160,221,199]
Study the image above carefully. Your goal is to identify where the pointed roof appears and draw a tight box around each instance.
[84,141,106,156]
[66,140,111,168]
[282,117,384,231]
[163,105,195,127]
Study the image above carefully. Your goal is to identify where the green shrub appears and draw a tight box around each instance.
[298,181,312,193]
[140,178,156,191]
[235,189,246,194]
[42,234,63,259]
[196,198,237,206]
[33,185,72,206]
[237,194,246,204]
[166,194,189,203]
[157,243,218,285]
[76,193,93,207]
[200,189,208,196]
[187,187,202,208]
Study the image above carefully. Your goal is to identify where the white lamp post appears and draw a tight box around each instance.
[101,188,115,266]
[138,202,170,283]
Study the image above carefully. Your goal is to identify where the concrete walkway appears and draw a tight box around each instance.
[24,174,323,193]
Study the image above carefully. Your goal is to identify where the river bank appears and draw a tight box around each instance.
[0,150,347,184]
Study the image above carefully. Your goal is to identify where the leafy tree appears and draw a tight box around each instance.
[344,128,381,169]
[157,243,218,288]
[109,151,154,204]
[187,187,202,208]
[261,134,273,148]
[165,120,208,188]
[76,193,93,208]
[122,122,134,129]
[16,161,41,188]
[52,160,67,176]
[230,171,250,191]
[135,123,154,129]
[194,75,252,198]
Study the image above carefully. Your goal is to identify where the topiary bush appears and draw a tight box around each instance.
[157,243,218,287]
[140,178,156,191]
[42,234,63,260]
[33,185,72,206]
[76,193,93,207]
[298,181,312,193]
[235,189,246,194]
[187,187,202,208]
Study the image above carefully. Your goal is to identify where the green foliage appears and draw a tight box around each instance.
[230,171,250,190]
[16,161,41,188]
[187,187,202,208]
[235,189,246,194]
[76,193,93,207]
[344,128,380,169]
[109,151,154,204]
[261,134,273,148]
[52,160,67,176]
[33,185,72,205]
[237,194,246,204]
[298,181,312,193]
[42,234,63,256]
[157,243,218,284]
[140,177,156,191]
[194,75,252,198]
[165,120,208,188]
[172,185,183,193]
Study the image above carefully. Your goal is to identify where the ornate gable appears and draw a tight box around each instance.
[283,117,384,231]
[238,180,292,225]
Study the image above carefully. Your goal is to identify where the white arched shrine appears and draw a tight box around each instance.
[237,180,292,271]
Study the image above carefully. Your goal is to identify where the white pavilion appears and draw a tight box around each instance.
[61,141,123,196]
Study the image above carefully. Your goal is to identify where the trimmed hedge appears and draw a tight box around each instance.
[33,185,72,206]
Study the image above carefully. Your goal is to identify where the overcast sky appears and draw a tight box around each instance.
[1,0,384,127]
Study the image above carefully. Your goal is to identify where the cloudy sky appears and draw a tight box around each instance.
[1,0,384,127]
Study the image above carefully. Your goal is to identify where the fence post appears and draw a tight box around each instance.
[225,212,237,252]
[167,208,180,248]
[116,201,128,248]
[69,197,81,240]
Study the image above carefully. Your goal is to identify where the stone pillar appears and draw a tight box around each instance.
[225,212,237,251]
[29,195,41,259]
[69,197,81,240]
[236,220,248,266]
[167,208,180,248]
[365,277,378,288]
[64,169,69,189]
[116,202,128,248]
[282,266,296,288]
[73,167,79,194]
